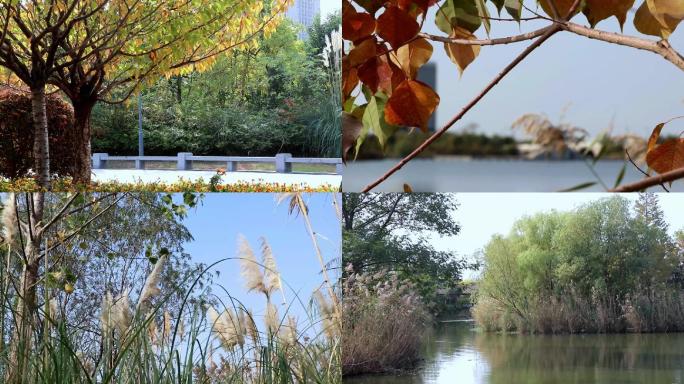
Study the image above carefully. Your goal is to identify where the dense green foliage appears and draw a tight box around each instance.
[92,15,341,158]
[342,193,467,315]
[474,194,684,334]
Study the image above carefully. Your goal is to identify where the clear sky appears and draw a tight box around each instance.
[421,4,684,137]
[320,0,340,18]
[428,193,684,279]
[178,193,341,329]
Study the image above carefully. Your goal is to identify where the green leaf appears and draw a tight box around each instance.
[343,97,356,113]
[558,181,597,192]
[161,194,173,205]
[183,192,196,207]
[435,0,482,35]
[475,0,491,35]
[504,0,523,21]
[491,0,505,13]
[613,162,627,189]
[362,94,395,148]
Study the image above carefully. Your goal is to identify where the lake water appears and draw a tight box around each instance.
[344,321,684,384]
[343,159,683,192]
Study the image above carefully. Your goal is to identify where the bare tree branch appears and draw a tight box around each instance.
[361,25,563,192]
[611,167,684,192]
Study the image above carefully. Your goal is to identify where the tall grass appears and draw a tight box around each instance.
[306,29,341,158]
[472,288,684,334]
[0,233,340,383]
[341,266,430,376]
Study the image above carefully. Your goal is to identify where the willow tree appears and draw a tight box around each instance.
[0,0,290,185]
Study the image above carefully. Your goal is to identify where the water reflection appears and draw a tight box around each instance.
[344,321,684,384]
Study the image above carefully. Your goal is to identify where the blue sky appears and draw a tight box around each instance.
[417,4,684,137]
[429,193,684,279]
[179,193,341,328]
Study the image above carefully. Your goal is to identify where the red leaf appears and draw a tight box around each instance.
[376,6,420,49]
[342,57,360,98]
[343,11,376,43]
[357,57,392,94]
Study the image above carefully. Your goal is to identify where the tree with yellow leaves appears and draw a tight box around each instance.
[0,0,291,186]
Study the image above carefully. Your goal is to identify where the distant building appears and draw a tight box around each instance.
[286,0,320,40]
[418,62,437,131]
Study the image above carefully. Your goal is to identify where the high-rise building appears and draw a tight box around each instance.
[418,62,437,131]
[286,0,320,40]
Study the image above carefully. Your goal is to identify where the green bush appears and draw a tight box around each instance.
[473,195,684,334]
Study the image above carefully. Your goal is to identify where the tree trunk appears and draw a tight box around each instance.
[7,259,38,383]
[6,193,44,384]
[30,87,50,188]
[72,100,95,185]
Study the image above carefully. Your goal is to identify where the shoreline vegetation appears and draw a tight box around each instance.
[342,193,684,380]
[473,195,684,335]
[354,129,655,161]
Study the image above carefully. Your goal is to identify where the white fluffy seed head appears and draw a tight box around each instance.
[238,235,266,294]
[100,291,113,335]
[207,306,245,350]
[260,237,281,294]
[278,315,298,347]
[138,255,167,312]
[264,302,279,335]
[111,291,133,335]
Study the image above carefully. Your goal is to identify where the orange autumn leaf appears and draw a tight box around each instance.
[376,5,420,49]
[347,37,378,67]
[539,0,579,18]
[583,0,635,28]
[646,138,684,175]
[443,27,480,75]
[384,79,440,131]
[391,37,433,79]
[647,122,665,153]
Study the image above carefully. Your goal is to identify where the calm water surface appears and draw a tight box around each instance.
[343,159,684,192]
[345,321,684,384]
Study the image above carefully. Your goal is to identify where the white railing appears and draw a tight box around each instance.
[92,153,343,174]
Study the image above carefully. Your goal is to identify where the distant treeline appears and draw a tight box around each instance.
[473,195,684,334]
[356,130,520,159]
[354,129,666,160]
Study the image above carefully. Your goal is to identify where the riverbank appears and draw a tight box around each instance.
[344,321,684,384]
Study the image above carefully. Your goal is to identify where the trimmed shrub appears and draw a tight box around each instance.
[0,87,77,178]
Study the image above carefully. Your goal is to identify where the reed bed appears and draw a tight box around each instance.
[0,196,340,383]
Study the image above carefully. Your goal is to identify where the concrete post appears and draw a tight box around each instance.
[177,152,193,170]
[335,162,344,175]
[275,153,292,173]
[226,161,237,172]
[92,153,108,169]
